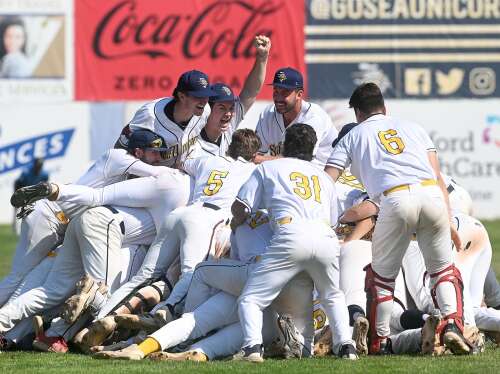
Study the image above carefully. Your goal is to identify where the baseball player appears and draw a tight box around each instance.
[189,36,271,158]
[115,70,214,167]
[116,35,270,167]
[92,209,312,361]
[325,82,469,354]
[253,67,338,167]
[82,129,261,335]
[0,204,155,337]
[231,124,356,362]
[1,130,171,308]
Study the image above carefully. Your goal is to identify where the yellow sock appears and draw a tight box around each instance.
[138,337,161,356]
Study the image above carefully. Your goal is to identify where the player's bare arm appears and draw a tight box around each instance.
[231,199,250,231]
[324,165,342,182]
[239,35,271,113]
[340,200,379,224]
[428,151,462,251]
[343,216,375,243]
[253,153,282,164]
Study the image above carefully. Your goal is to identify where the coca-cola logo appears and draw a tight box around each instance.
[93,0,280,60]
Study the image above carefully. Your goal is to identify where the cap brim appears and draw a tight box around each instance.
[267,82,303,89]
[188,88,218,98]
[144,147,169,152]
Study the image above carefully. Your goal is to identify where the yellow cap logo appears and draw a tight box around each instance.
[277,71,286,82]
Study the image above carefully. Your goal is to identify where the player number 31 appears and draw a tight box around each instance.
[289,172,321,202]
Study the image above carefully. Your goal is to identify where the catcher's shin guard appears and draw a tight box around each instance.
[364,264,395,354]
[429,264,465,336]
[118,281,166,315]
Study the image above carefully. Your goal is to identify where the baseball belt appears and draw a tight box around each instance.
[102,205,126,235]
[202,202,221,210]
[383,179,437,196]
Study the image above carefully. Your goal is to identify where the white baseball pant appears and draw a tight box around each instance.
[238,220,353,354]
[484,267,500,309]
[44,245,147,342]
[371,185,458,337]
[0,200,65,306]
[0,207,125,332]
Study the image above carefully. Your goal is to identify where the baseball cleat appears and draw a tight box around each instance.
[421,312,441,355]
[443,322,471,355]
[484,330,500,346]
[93,343,144,360]
[275,314,302,358]
[114,313,164,334]
[32,316,68,354]
[84,316,117,348]
[149,350,208,362]
[338,343,359,360]
[153,305,174,325]
[10,182,55,208]
[62,275,108,324]
[352,315,369,355]
[314,326,332,356]
[232,344,264,363]
[0,333,12,351]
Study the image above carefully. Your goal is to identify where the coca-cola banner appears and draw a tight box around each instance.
[75,0,305,101]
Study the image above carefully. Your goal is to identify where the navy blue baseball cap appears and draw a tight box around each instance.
[175,70,216,97]
[332,122,358,147]
[269,67,303,89]
[128,130,168,151]
[209,83,236,103]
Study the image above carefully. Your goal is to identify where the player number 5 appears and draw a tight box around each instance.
[203,170,229,196]
[378,129,405,155]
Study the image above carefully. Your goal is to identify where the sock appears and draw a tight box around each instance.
[138,337,161,356]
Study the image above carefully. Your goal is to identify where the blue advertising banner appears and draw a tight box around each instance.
[306,0,500,98]
[0,129,74,174]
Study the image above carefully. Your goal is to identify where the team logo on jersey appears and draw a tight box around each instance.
[199,77,208,88]
[483,115,500,147]
[277,71,286,82]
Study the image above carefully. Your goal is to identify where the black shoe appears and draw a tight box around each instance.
[232,344,264,363]
[338,343,359,360]
[442,322,471,355]
[0,333,12,351]
[11,182,53,207]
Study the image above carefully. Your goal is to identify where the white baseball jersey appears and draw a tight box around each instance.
[125,97,210,166]
[327,114,437,199]
[183,155,256,211]
[255,100,338,167]
[189,100,244,158]
[114,206,156,247]
[442,174,473,216]
[59,149,167,218]
[236,157,338,227]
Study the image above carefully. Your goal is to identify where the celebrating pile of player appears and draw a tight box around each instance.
[2,35,500,363]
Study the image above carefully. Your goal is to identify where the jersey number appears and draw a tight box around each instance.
[378,129,405,155]
[289,172,321,203]
[203,170,229,196]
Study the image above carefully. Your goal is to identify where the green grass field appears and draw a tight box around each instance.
[1,223,500,373]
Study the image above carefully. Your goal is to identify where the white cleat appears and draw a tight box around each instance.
[93,343,144,360]
[352,316,369,355]
[149,350,208,362]
[232,344,264,363]
[62,275,108,324]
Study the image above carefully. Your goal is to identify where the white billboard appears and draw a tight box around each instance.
[0,102,90,223]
